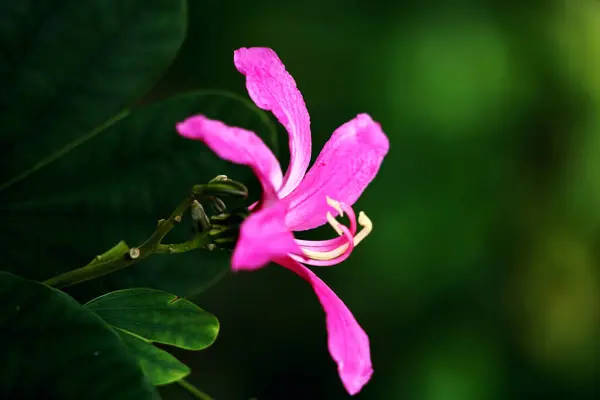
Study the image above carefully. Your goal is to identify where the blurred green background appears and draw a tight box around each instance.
[4,0,600,398]
[151,0,599,398]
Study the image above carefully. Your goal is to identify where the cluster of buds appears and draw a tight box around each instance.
[189,175,249,250]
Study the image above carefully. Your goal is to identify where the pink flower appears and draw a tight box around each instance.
[177,47,389,395]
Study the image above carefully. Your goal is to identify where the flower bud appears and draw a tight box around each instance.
[192,179,248,200]
[207,208,250,249]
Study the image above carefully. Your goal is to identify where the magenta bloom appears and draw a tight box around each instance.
[177,47,389,395]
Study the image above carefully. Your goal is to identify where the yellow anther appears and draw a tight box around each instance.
[354,212,372,246]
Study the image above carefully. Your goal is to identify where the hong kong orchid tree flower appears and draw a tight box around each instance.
[177,47,389,395]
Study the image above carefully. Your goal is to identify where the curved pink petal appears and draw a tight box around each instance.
[293,223,355,267]
[234,47,311,197]
[177,115,283,202]
[285,114,389,231]
[296,236,349,251]
[292,200,358,266]
[232,200,302,271]
[276,257,373,395]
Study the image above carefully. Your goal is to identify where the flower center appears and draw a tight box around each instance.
[298,197,372,264]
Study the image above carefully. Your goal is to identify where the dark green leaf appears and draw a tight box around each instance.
[0,271,158,399]
[86,288,219,350]
[116,329,190,386]
[0,0,187,189]
[0,91,277,299]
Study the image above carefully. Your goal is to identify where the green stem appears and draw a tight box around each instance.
[43,193,199,289]
[43,253,137,289]
[156,234,212,254]
[176,379,214,400]
[41,178,247,290]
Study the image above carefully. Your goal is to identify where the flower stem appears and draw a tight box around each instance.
[42,247,139,289]
[42,193,206,289]
[155,233,211,254]
[176,379,214,400]
[41,178,247,290]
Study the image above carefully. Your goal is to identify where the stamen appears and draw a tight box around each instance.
[326,196,344,216]
[297,197,357,242]
[354,212,372,246]
[302,222,354,261]
[326,211,344,236]
[299,198,373,265]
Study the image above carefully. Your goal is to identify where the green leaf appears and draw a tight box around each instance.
[0,0,187,190]
[86,288,219,350]
[0,271,158,399]
[0,91,277,298]
[116,329,190,386]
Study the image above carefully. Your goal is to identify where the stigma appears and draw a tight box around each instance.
[293,197,373,266]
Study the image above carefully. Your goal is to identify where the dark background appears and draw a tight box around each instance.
[151,0,600,399]
[3,0,597,399]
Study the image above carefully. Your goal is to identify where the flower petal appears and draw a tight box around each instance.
[294,201,357,266]
[232,200,302,271]
[276,256,373,395]
[234,47,311,197]
[177,115,283,201]
[292,232,354,267]
[285,114,389,231]
[296,236,349,253]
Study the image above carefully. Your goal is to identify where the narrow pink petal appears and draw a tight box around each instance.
[285,114,389,231]
[293,225,355,267]
[234,47,311,197]
[292,201,357,266]
[232,200,302,271]
[296,236,349,251]
[177,115,283,201]
[294,223,354,267]
[276,257,373,395]
[290,238,349,266]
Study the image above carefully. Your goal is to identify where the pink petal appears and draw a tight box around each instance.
[276,257,373,395]
[293,209,356,266]
[293,231,354,267]
[234,47,311,197]
[285,114,389,231]
[296,236,349,252]
[232,200,302,271]
[177,115,283,202]
[296,200,358,247]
